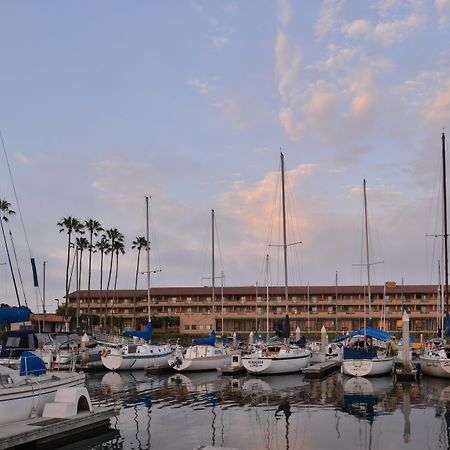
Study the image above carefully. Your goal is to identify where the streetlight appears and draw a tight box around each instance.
[54,298,60,312]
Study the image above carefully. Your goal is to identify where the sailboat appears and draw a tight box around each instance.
[341,180,394,377]
[242,152,311,375]
[419,132,450,378]
[168,209,233,372]
[101,196,173,371]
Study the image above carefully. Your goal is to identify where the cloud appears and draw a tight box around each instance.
[436,0,450,27]
[373,13,425,44]
[342,14,425,44]
[278,0,292,25]
[224,1,238,15]
[342,19,371,38]
[187,78,211,95]
[315,0,346,40]
[423,78,450,124]
[15,152,38,167]
[211,35,229,48]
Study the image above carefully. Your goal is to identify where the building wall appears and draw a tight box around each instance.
[67,284,442,335]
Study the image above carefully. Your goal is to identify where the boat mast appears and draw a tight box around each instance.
[363,179,372,322]
[146,195,151,323]
[281,153,289,315]
[442,132,448,323]
[212,209,215,318]
[266,254,270,341]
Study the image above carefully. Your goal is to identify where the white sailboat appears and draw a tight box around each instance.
[242,152,311,375]
[341,180,394,377]
[419,132,450,378]
[168,209,233,372]
[101,196,173,371]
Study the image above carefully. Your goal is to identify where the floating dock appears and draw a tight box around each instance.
[303,361,341,379]
[0,407,116,449]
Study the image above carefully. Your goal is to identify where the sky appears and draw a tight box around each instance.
[0,0,450,312]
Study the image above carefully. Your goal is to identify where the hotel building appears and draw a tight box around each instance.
[67,283,443,336]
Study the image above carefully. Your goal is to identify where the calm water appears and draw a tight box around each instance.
[56,369,450,450]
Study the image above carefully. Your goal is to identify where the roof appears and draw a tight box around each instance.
[67,284,439,299]
[30,313,68,323]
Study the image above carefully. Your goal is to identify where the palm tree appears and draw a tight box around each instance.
[75,237,89,290]
[0,199,21,306]
[104,228,124,330]
[110,239,125,330]
[131,236,148,329]
[58,217,84,317]
[84,219,103,320]
[95,234,110,328]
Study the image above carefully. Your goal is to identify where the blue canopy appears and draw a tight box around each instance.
[193,330,216,346]
[0,307,30,325]
[19,351,46,376]
[335,327,392,343]
[124,322,153,341]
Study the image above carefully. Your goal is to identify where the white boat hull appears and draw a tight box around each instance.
[341,356,394,377]
[169,354,232,372]
[0,369,85,425]
[101,345,173,371]
[242,351,311,375]
[418,354,450,378]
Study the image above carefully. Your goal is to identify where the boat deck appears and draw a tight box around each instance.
[0,407,116,449]
[303,361,341,379]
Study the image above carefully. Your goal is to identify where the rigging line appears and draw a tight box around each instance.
[0,130,34,257]
[148,202,163,287]
[9,230,28,307]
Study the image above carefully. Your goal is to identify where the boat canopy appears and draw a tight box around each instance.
[335,327,392,343]
[193,330,216,346]
[0,307,30,325]
[19,351,46,376]
[123,322,153,341]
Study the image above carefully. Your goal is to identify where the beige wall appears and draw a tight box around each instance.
[180,313,215,334]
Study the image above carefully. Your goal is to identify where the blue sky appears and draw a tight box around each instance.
[0,0,450,311]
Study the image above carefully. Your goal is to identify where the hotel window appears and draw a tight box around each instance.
[312,296,317,303]
[187,308,192,313]
[192,325,197,330]
[184,325,190,330]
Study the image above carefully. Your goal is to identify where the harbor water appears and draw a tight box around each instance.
[56,370,450,450]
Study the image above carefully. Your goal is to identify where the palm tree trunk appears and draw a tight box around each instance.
[64,232,71,318]
[133,249,141,329]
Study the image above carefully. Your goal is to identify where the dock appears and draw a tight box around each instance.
[0,407,116,449]
[303,361,341,379]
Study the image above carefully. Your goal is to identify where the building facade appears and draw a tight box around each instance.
[67,283,443,336]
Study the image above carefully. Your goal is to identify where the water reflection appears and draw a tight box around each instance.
[80,370,450,450]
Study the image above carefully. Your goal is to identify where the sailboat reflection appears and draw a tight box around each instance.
[342,377,392,421]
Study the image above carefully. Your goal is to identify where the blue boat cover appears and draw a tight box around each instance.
[123,322,153,341]
[19,351,46,376]
[193,330,216,346]
[0,307,30,325]
[335,327,392,343]
[343,347,376,360]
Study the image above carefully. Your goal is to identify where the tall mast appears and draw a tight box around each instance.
[146,195,151,323]
[363,179,372,321]
[212,209,215,317]
[442,132,448,320]
[266,254,270,341]
[281,152,289,314]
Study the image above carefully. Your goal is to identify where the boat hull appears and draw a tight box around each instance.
[0,370,85,425]
[101,345,173,371]
[341,356,394,377]
[418,354,450,378]
[169,354,232,372]
[242,352,311,375]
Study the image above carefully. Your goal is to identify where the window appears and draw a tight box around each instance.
[184,325,190,330]
[192,325,197,330]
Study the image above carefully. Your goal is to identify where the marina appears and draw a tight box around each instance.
[21,368,450,450]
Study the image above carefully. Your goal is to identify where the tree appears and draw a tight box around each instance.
[131,236,148,329]
[84,219,103,319]
[58,217,84,316]
[0,199,22,306]
[105,229,124,331]
[95,234,110,328]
